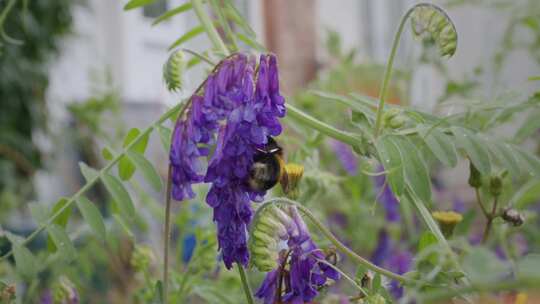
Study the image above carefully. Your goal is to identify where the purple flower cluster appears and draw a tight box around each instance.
[169,53,286,268]
[373,165,400,222]
[255,207,340,303]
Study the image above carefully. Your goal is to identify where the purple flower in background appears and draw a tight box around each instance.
[255,207,340,303]
[387,250,413,299]
[371,229,390,266]
[331,139,358,175]
[373,165,400,222]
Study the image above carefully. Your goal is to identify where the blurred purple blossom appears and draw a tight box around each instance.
[373,165,400,222]
[331,139,358,175]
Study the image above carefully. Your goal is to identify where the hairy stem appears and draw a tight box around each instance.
[374,5,419,137]
[163,165,173,304]
[286,104,363,149]
[237,263,255,304]
[0,103,185,261]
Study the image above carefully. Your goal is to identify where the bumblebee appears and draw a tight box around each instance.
[247,137,285,192]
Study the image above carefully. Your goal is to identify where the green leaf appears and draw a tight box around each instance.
[79,162,99,182]
[157,125,172,151]
[113,214,135,238]
[224,0,256,37]
[12,244,37,279]
[47,224,77,261]
[168,26,206,50]
[76,196,107,241]
[102,146,115,161]
[418,231,438,264]
[102,173,135,218]
[462,247,508,285]
[124,0,156,10]
[450,126,491,175]
[487,141,523,178]
[127,151,163,191]
[374,135,405,196]
[51,197,72,227]
[511,179,540,209]
[515,111,540,143]
[236,33,266,51]
[47,197,73,252]
[517,254,540,280]
[515,148,540,178]
[152,2,192,25]
[393,136,432,203]
[119,128,149,180]
[419,126,457,167]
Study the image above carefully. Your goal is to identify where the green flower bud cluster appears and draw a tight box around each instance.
[52,276,78,303]
[410,4,457,57]
[249,205,295,272]
[382,108,406,129]
[130,245,155,273]
[163,49,186,92]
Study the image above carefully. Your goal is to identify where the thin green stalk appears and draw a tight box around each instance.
[286,103,362,148]
[262,198,411,283]
[0,103,185,261]
[374,5,419,137]
[191,0,228,54]
[163,165,173,304]
[237,263,255,304]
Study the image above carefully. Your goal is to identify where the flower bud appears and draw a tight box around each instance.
[130,245,155,273]
[501,209,524,227]
[432,211,463,238]
[163,49,186,92]
[410,4,457,57]
[489,176,503,197]
[280,163,304,200]
[468,163,482,188]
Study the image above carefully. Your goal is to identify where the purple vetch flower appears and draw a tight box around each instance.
[169,53,286,269]
[331,139,358,175]
[254,206,340,303]
[373,165,400,222]
[205,54,285,268]
[387,250,413,299]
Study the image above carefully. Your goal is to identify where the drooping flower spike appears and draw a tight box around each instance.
[251,204,340,303]
[169,53,286,268]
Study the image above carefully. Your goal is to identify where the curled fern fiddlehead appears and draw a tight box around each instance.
[410,3,457,57]
[163,49,186,92]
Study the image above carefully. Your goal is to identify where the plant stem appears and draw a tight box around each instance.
[286,103,362,149]
[191,0,229,54]
[0,103,185,262]
[482,196,499,244]
[474,188,489,218]
[237,263,255,304]
[163,165,173,304]
[373,5,418,137]
[261,198,411,283]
